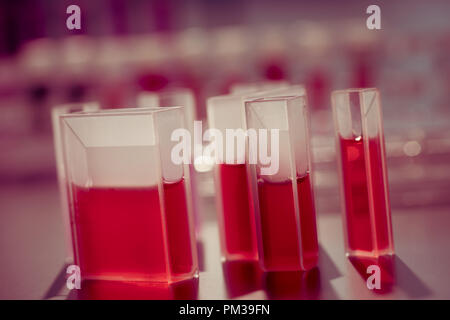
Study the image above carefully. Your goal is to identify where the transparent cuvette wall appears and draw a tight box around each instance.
[61,107,198,283]
[331,88,394,258]
[51,102,100,264]
[207,94,259,261]
[245,95,319,271]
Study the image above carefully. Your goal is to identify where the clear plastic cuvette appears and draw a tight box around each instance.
[331,88,394,258]
[60,107,198,283]
[245,95,319,271]
[51,102,100,264]
[207,94,259,261]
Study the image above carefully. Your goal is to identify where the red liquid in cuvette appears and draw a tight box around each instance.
[72,179,195,282]
[296,174,319,269]
[339,136,392,255]
[163,179,195,278]
[257,174,318,271]
[217,164,258,260]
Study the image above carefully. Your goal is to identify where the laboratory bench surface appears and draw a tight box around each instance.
[1,180,449,300]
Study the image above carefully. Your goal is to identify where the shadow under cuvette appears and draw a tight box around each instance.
[222,260,263,299]
[349,255,432,297]
[349,255,396,294]
[43,264,68,300]
[222,245,341,300]
[393,255,432,298]
[67,277,199,300]
[263,268,321,300]
[222,261,326,300]
[317,245,342,281]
